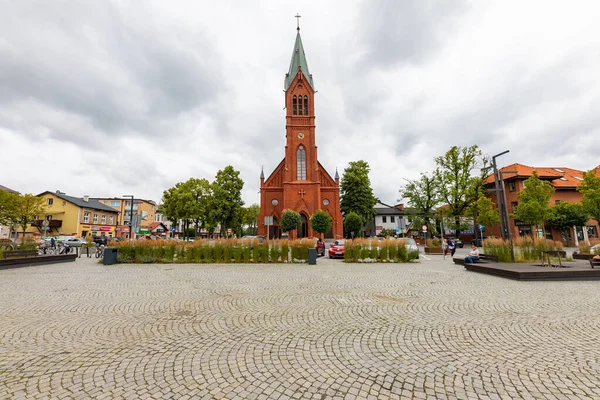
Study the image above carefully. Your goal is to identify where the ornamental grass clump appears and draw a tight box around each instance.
[343,238,416,263]
[483,236,564,262]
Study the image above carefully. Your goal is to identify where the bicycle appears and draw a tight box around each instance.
[95,244,105,258]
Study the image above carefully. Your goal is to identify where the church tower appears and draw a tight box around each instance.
[258,22,343,240]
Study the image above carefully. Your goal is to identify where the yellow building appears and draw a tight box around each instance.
[94,197,157,238]
[28,191,119,238]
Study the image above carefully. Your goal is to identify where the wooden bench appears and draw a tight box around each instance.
[2,250,38,259]
[590,258,600,269]
[541,250,567,268]
[453,253,498,265]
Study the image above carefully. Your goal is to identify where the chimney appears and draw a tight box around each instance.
[83,195,89,202]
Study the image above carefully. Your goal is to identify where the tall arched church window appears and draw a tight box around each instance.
[303,96,308,115]
[297,145,306,180]
[293,96,297,115]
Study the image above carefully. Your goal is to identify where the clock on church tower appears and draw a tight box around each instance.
[258,20,343,240]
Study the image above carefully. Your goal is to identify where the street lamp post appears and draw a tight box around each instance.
[491,150,509,240]
[500,170,517,263]
[122,195,134,240]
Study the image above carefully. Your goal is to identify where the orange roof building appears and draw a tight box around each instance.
[484,163,600,244]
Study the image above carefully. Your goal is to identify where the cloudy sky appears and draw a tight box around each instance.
[1,0,599,207]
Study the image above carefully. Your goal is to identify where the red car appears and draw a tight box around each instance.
[328,239,345,259]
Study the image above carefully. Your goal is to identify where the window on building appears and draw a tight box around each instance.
[555,200,561,205]
[101,215,106,224]
[47,198,53,206]
[293,95,297,115]
[508,181,516,192]
[296,145,306,180]
[110,201,120,206]
[109,216,114,225]
[391,216,395,223]
[382,216,387,223]
[303,95,308,115]
[511,201,518,212]
[83,213,90,223]
[62,201,66,206]
[46,215,52,221]
[93,214,98,223]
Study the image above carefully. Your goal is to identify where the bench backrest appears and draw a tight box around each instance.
[545,250,566,257]
[3,250,38,259]
[479,253,499,262]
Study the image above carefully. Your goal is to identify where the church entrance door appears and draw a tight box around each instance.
[299,214,309,238]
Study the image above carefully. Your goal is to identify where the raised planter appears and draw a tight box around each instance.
[0,254,77,269]
[424,247,443,255]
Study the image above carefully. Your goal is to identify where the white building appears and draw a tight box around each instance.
[369,202,410,237]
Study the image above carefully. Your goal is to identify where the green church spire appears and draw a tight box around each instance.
[284,30,315,92]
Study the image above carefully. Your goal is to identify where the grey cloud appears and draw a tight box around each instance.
[356,0,469,68]
[0,1,225,146]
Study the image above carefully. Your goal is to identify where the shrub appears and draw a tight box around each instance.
[233,246,242,263]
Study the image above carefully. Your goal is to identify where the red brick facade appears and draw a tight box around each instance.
[485,163,600,244]
[258,31,343,239]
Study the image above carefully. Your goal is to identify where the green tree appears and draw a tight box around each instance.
[309,210,332,236]
[474,195,501,228]
[280,209,301,234]
[344,212,363,238]
[512,171,555,236]
[210,166,245,236]
[547,202,588,239]
[243,204,260,235]
[340,160,377,227]
[16,194,46,239]
[0,190,20,238]
[434,145,485,231]
[179,178,212,233]
[400,173,439,234]
[578,169,600,225]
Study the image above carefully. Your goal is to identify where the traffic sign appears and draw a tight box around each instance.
[478,224,485,231]
[422,225,428,232]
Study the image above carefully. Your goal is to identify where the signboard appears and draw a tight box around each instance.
[422,225,428,232]
[227,228,232,233]
[264,216,274,225]
[100,226,112,232]
[138,229,149,234]
[155,228,165,233]
[395,227,400,233]
[514,220,530,227]
[478,224,485,231]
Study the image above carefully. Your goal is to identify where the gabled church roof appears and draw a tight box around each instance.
[284,31,315,91]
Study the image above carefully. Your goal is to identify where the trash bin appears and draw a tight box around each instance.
[103,247,118,265]
[308,248,317,265]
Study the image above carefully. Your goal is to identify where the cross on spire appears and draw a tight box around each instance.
[295,13,301,31]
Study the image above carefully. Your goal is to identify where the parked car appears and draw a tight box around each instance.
[405,238,419,258]
[471,236,493,247]
[92,236,108,245]
[329,239,345,259]
[63,238,87,247]
[447,237,463,248]
[315,238,325,256]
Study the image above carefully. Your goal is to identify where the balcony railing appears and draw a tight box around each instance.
[31,219,62,228]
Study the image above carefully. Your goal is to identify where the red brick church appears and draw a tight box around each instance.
[258,25,343,239]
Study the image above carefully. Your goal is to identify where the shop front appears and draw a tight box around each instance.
[115,226,130,239]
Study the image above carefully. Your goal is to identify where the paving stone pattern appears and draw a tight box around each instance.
[1,256,599,399]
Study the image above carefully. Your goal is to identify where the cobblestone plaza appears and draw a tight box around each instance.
[1,256,599,399]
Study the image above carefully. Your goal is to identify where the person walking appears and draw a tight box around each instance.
[464,245,480,264]
[448,238,456,257]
